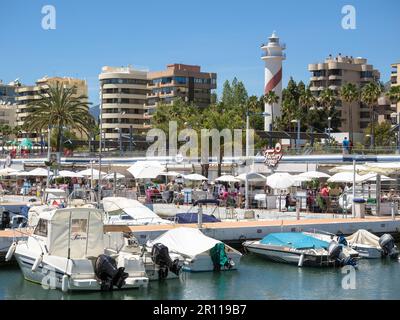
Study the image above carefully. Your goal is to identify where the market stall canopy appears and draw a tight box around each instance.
[215,175,240,183]
[266,172,295,189]
[103,173,125,180]
[17,167,52,177]
[19,138,33,149]
[236,172,267,182]
[298,171,331,179]
[183,173,208,181]
[55,170,84,178]
[77,168,107,178]
[357,173,395,183]
[364,162,400,175]
[127,161,165,179]
[330,164,369,173]
[0,167,20,176]
[327,172,362,183]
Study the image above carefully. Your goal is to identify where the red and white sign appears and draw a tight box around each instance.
[263,143,283,167]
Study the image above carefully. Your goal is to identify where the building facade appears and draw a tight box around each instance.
[147,64,216,110]
[15,76,88,129]
[99,66,150,141]
[391,62,400,114]
[308,54,380,135]
[0,80,18,126]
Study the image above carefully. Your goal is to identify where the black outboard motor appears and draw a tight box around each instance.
[328,241,357,267]
[94,254,129,291]
[379,234,399,259]
[151,243,182,279]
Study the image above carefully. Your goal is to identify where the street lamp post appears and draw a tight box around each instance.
[291,119,300,153]
[327,116,332,149]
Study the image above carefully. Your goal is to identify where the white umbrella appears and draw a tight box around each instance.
[292,174,312,183]
[215,175,240,183]
[298,171,331,179]
[364,162,400,175]
[17,168,52,177]
[78,168,107,178]
[127,161,165,179]
[103,173,125,180]
[183,173,208,181]
[0,168,20,176]
[328,172,362,183]
[266,172,295,189]
[358,173,395,183]
[56,170,84,178]
[330,165,368,173]
[158,171,182,177]
[236,172,267,182]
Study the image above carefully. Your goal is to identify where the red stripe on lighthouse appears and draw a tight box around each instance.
[264,68,282,94]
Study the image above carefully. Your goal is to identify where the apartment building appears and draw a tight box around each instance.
[308,54,380,135]
[15,76,88,130]
[391,62,400,114]
[0,80,18,126]
[147,64,216,110]
[99,66,150,141]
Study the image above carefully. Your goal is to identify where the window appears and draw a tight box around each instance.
[34,219,48,237]
[71,219,88,240]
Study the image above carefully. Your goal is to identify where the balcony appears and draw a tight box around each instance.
[261,52,286,59]
[328,75,342,80]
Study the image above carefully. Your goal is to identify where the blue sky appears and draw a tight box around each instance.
[1,0,399,105]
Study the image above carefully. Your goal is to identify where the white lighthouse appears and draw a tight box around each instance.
[261,31,286,132]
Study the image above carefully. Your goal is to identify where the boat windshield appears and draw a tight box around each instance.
[33,218,48,237]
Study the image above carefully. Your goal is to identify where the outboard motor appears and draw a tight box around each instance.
[328,241,357,267]
[379,234,399,259]
[151,243,182,279]
[94,254,129,291]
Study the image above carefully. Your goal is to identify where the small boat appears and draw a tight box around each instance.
[168,199,222,224]
[6,207,149,292]
[102,197,172,226]
[303,230,360,259]
[346,229,399,259]
[243,232,355,267]
[146,227,242,272]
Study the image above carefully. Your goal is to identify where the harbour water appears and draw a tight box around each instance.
[1,254,400,300]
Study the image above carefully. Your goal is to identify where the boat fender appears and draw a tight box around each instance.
[32,254,43,272]
[298,254,305,267]
[61,274,69,292]
[5,242,16,262]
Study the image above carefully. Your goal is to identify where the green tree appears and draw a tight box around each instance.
[340,83,359,141]
[261,91,280,131]
[386,86,400,106]
[361,81,382,148]
[364,121,394,147]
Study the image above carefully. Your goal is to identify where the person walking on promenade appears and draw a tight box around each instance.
[342,137,349,154]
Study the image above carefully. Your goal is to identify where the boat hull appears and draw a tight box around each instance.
[183,252,241,272]
[243,242,335,267]
[14,252,148,291]
[350,245,382,259]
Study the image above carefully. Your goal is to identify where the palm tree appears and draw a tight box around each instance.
[340,83,359,142]
[386,86,400,106]
[319,88,336,110]
[261,91,280,131]
[24,83,93,152]
[361,81,382,148]
[299,89,317,145]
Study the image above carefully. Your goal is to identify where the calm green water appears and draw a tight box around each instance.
[1,255,400,300]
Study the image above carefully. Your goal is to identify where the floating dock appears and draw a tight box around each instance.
[2,217,400,263]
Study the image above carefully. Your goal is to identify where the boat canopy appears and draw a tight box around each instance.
[346,229,380,247]
[147,227,221,258]
[102,197,171,224]
[173,213,221,224]
[260,232,329,250]
[46,208,104,259]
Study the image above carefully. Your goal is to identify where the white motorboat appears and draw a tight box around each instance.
[346,229,399,259]
[243,232,356,267]
[6,207,149,292]
[147,227,242,272]
[303,230,360,259]
[102,197,172,226]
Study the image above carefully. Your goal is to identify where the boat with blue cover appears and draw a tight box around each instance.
[243,232,356,267]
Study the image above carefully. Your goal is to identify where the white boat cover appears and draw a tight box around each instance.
[346,229,380,247]
[47,208,104,259]
[102,197,172,225]
[148,227,221,258]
